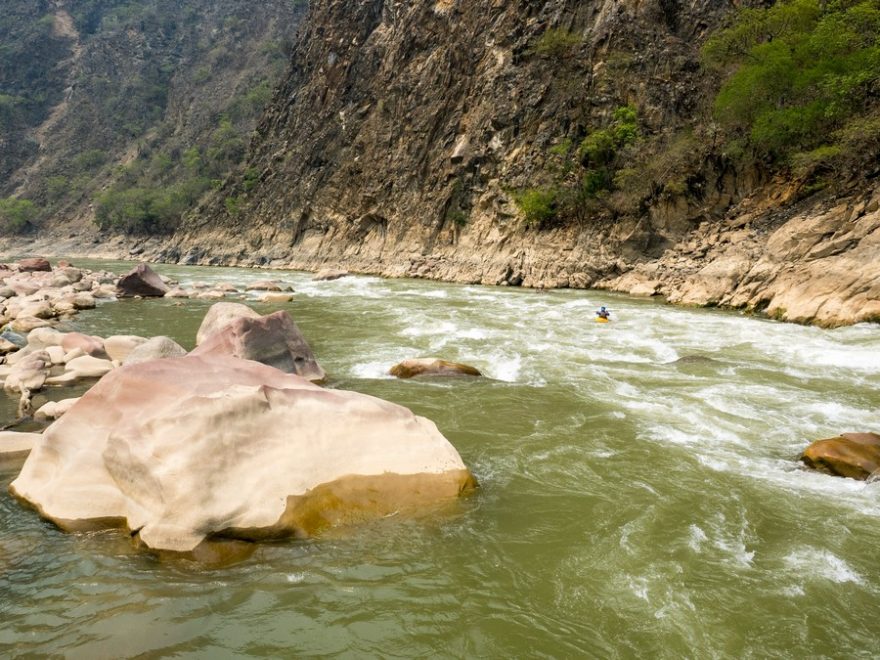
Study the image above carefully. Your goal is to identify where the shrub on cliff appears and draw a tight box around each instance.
[704,0,880,169]
[0,197,38,233]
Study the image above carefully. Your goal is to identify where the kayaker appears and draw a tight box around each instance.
[596,306,610,320]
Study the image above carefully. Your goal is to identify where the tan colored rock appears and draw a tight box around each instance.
[46,346,67,365]
[72,293,97,310]
[65,355,114,379]
[34,398,80,422]
[164,287,190,298]
[0,431,41,459]
[191,310,325,381]
[259,292,294,303]
[11,316,51,333]
[801,433,880,480]
[195,290,226,300]
[247,280,284,292]
[313,269,349,281]
[195,302,262,346]
[18,301,55,320]
[10,355,475,553]
[104,335,148,362]
[390,358,482,379]
[123,336,187,365]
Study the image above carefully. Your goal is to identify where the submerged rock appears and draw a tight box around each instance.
[192,310,325,382]
[117,263,169,298]
[10,355,475,553]
[390,358,482,379]
[314,269,349,282]
[801,432,880,480]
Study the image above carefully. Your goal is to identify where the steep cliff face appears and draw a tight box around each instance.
[0,0,305,232]
[173,0,743,260]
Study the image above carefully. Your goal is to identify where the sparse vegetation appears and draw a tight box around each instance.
[531,29,581,58]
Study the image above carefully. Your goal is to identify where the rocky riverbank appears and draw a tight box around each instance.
[5,178,879,328]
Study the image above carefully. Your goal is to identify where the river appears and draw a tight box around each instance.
[2,259,879,657]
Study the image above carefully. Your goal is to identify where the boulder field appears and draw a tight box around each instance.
[4,300,475,554]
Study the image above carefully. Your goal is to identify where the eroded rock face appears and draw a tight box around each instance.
[191,310,325,382]
[801,432,880,480]
[10,355,475,553]
[390,358,482,379]
[116,263,170,298]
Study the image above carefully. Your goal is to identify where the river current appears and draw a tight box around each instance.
[1,260,879,657]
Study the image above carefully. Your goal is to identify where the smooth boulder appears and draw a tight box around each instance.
[801,432,880,480]
[390,358,482,379]
[191,310,325,382]
[17,258,51,273]
[10,354,475,553]
[314,269,349,282]
[0,431,41,459]
[196,302,261,346]
[117,263,169,298]
[123,336,187,365]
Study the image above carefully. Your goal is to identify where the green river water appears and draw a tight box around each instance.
[1,259,879,658]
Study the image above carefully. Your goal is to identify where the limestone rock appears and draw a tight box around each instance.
[117,263,170,298]
[10,355,475,553]
[390,358,483,379]
[10,316,51,334]
[196,302,262,346]
[164,287,190,298]
[123,336,188,365]
[801,432,880,480]
[191,310,325,382]
[259,292,294,303]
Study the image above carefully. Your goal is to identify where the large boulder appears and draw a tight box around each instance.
[10,355,475,553]
[801,432,880,480]
[195,302,261,345]
[390,358,483,379]
[191,310,325,382]
[17,258,51,273]
[116,263,169,298]
[60,332,107,358]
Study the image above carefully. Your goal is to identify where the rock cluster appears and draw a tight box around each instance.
[6,300,474,555]
[0,258,117,332]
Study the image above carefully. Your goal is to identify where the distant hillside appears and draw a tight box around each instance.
[0,0,305,235]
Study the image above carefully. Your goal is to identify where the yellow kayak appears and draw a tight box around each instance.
[596,317,610,323]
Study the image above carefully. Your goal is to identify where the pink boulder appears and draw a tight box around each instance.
[191,310,325,382]
[60,332,108,359]
[18,258,51,273]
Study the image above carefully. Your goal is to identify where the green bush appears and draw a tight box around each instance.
[514,188,558,228]
[704,0,880,161]
[0,198,38,233]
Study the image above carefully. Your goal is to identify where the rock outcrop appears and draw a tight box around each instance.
[801,432,880,480]
[10,355,475,553]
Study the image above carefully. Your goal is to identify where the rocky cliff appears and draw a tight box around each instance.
[5,0,878,327]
